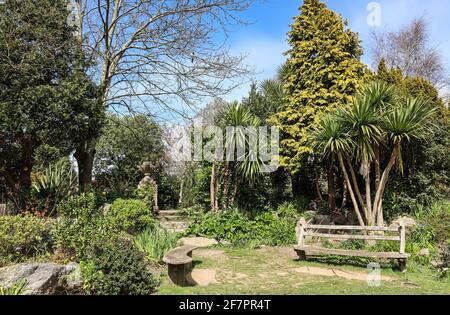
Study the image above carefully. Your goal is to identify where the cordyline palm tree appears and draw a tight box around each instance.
[313,81,436,226]
[210,102,264,210]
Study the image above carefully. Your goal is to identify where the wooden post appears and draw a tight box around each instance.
[296,218,307,261]
[298,218,306,246]
[399,222,406,255]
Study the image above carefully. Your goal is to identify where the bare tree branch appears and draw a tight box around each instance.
[75,0,255,119]
[371,17,450,91]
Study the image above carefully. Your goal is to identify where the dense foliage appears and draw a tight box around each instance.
[185,202,308,247]
[0,0,102,209]
[375,60,450,218]
[134,225,180,263]
[80,239,159,295]
[54,193,118,259]
[270,0,367,173]
[107,199,154,235]
[94,114,165,197]
[0,215,54,265]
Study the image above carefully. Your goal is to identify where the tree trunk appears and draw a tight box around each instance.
[372,143,400,225]
[74,138,97,193]
[345,156,368,222]
[222,163,230,209]
[326,158,336,212]
[340,180,348,210]
[313,159,324,203]
[179,181,184,206]
[214,170,219,211]
[374,144,383,225]
[210,162,218,212]
[374,144,381,189]
[338,153,365,226]
[18,135,37,192]
[364,160,373,226]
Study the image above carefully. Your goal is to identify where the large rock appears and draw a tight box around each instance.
[61,263,82,292]
[0,263,81,295]
[312,214,334,225]
[390,216,417,229]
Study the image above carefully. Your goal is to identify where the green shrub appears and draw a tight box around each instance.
[54,193,118,259]
[179,205,206,219]
[56,192,104,219]
[0,215,54,264]
[407,201,450,265]
[186,210,254,245]
[106,199,154,234]
[80,239,159,295]
[185,207,303,247]
[133,187,153,209]
[134,225,179,263]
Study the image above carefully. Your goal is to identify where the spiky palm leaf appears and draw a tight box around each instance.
[312,114,354,159]
[219,103,266,184]
[383,97,436,173]
[358,80,397,111]
[32,161,76,216]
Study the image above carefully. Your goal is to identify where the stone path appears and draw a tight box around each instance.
[180,237,219,247]
[188,269,218,287]
[158,210,189,233]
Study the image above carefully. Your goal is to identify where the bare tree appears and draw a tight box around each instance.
[372,17,449,90]
[71,0,255,191]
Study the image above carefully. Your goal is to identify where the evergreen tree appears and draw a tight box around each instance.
[0,0,102,208]
[271,0,367,173]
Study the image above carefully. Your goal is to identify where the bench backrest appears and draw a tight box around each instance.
[296,218,406,254]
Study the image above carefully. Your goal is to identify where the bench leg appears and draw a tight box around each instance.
[296,250,307,261]
[398,259,407,272]
[168,262,193,286]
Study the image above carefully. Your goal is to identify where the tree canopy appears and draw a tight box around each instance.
[270,0,367,173]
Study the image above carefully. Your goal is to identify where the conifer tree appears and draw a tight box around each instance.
[271,0,367,173]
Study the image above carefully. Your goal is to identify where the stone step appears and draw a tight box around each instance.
[160,221,189,229]
[158,215,182,222]
[167,228,187,233]
[158,210,180,216]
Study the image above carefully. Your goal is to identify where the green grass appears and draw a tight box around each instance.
[155,246,450,295]
[0,280,27,295]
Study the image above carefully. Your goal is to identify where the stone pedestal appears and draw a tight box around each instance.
[138,162,159,213]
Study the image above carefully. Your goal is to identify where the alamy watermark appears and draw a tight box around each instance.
[169,120,280,174]
[367,262,382,287]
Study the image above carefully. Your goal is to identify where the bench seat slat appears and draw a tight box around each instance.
[294,246,410,259]
[305,232,400,241]
[305,225,399,232]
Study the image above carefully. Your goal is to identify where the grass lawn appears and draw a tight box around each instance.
[155,246,450,295]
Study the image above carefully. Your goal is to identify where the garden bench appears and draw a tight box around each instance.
[294,218,410,271]
[163,245,198,286]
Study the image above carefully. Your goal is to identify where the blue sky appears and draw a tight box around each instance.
[224,0,450,101]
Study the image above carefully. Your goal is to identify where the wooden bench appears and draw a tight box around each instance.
[294,218,410,271]
[163,245,198,286]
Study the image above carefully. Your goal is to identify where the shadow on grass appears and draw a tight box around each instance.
[295,256,395,270]
[192,259,204,268]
